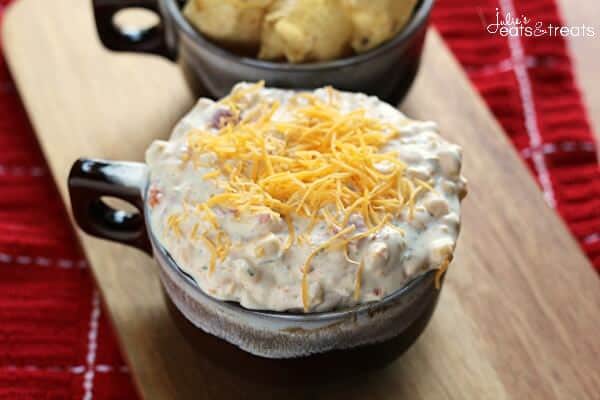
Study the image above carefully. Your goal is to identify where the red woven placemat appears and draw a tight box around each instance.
[433,0,600,267]
[0,0,598,398]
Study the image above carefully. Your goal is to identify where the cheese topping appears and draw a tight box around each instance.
[146,83,467,312]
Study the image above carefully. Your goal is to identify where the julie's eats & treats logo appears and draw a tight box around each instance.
[485,8,596,38]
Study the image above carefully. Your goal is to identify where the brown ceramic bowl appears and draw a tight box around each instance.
[68,158,444,369]
[92,0,434,104]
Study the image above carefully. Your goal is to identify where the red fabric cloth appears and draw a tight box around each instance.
[0,0,598,398]
[432,0,600,267]
[0,0,139,398]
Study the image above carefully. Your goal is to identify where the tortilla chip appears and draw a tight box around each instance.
[183,0,419,62]
[183,0,272,49]
[342,0,419,53]
[258,0,353,63]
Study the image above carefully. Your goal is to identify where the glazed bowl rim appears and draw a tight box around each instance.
[143,182,436,322]
[161,0,435,71]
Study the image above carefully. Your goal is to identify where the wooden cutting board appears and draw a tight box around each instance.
[3,0,600,399]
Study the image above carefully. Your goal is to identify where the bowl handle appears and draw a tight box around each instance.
[92,0,176,60]
[68,158,152,255]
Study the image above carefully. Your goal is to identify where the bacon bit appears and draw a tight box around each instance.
[348,214,367,231]
[373,288,382,296]
[211,108,239,129]
[258,213,271,224]
[348,241,358,254]
[148,187,162,208]
[226,208,240,218]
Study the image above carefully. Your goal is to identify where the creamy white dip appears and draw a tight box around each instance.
[146,83,466,312]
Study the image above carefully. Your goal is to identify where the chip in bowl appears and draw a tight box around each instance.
[183,0,272,50]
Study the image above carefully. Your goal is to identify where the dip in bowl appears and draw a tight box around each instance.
[68,83,466,360]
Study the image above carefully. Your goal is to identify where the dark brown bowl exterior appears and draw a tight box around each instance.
[164,285,440,383]
[93,0,434,104]
[67,158,446,363]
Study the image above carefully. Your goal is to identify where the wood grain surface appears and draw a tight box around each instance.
[3,0,600,399]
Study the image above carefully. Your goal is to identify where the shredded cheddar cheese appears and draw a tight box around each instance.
[354,258,364,301]
[167,213,184,238]
[283,214,295,250]
[300,225,356,311]
[199,234,217,275]
[188,83,428,231]
[149,83,466,313]
[435,256,452,289]
[344,244,360,265]
[173,82,435,299]
[202,170,221,180]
